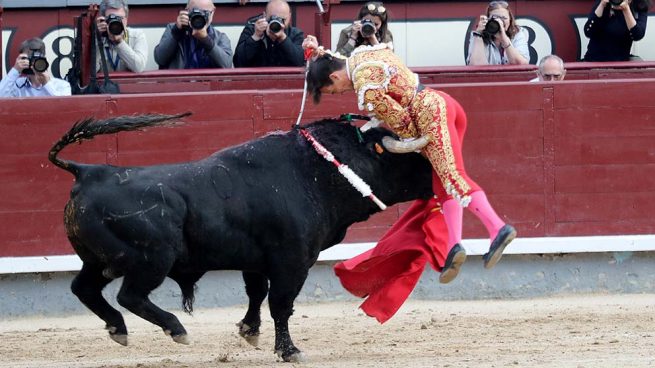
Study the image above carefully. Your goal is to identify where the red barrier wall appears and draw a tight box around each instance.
[109,62,655,94]
[1,78,654,257]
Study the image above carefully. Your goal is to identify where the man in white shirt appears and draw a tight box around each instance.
[95,0,148,73]
[0,38,71,97]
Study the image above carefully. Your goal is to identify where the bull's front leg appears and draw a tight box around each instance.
[267,268,309,362]
[237,271,269,346]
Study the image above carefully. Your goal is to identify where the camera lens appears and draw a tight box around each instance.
[188,9,208,30]
[609,0,623,5]
[360,19,376,38]
[32,58,49,73]
[105,14,125,36]
[107,21,124,35]
[269,20,283,33]
[190,13,207,29]
[484,18,501,35]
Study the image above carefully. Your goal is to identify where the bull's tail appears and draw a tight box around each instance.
[48,112,192,174]
[169,271,203,315]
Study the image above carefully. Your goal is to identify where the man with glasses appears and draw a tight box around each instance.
[532,54,566,82]
[233,0,305,67]
[95,0,148,73]
[154,0,232,69]
[0,38,71,97]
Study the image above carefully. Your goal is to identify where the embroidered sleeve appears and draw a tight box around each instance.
[352,62,417,138]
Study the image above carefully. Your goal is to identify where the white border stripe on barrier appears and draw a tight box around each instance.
[1,234,653,274]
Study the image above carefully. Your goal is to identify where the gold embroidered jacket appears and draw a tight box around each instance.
[347,43,420,138]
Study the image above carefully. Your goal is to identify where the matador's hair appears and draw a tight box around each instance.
[307,54,347,104]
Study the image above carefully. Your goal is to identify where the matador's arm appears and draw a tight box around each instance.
[352,62,417,139]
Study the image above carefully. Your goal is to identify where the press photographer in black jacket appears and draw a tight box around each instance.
[233,0,305,67]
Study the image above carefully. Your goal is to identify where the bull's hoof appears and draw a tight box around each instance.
[105,325,128,346]
[109,332,128,346]
[163,329,190,345]
[236,321,260,347]
[172,333,191,345]
[276,349,305,363]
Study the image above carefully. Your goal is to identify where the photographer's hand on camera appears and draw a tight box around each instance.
[14,54,30,74]
[476,15,488,33]
[33,70,51,87]
[192,24,209,39]
[176,10,190,30]
[266,24,286,43]
[350,21,362,40]
[495,18,512,49]
[614,0,630,11]
[251,17,268,41]
[97,16,109,34]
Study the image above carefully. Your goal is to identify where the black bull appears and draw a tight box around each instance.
[48,113,433,362]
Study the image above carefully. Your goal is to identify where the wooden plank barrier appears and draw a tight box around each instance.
[108,62,655,94]
[0,78,654,258]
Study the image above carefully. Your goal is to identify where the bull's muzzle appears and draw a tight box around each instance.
[381,136,430,153]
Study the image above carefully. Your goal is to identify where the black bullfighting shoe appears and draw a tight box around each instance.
[439,243,467,284]
[483,224,517,269]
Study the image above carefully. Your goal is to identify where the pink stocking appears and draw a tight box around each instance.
[442,199,463,249]
[468,191,505,239]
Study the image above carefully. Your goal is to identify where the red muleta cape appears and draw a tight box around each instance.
[334,197,449,323]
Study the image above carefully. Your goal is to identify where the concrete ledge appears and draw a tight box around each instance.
[1,251,653,318]
[2,234,655,274]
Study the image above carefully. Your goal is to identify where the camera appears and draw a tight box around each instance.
[188,8,210,30]
[608,0,624,6]
[105,14,125,36]
[360,18,376,38]
[22,51,49,75]
[484,16,502,36]
[267,15,285,33]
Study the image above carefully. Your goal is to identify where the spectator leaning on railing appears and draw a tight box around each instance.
[530,55,566,82]
[233,0,305,67]
[583,0,651,61]
[0,38,71,97]
[95,0,148,73]
[154,0,233,69]
[335,2,393,57]
[467,1,530,65]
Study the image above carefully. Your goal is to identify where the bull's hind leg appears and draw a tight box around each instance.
[116,252,189,344]
[237,271,269,347]
[268,267,309,362]
[71,263,128,345]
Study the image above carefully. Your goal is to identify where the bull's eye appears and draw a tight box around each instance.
[374,143,384,154]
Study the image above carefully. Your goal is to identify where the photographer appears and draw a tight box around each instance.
[233,0,305,67]
[335,2,393,57]
[95,0,147,73]
[154,0,233,69]
[0,38,71,97]
[583,0,651,61]
[466,1,529,65]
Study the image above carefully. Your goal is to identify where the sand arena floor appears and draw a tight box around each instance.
[1,293,654,368]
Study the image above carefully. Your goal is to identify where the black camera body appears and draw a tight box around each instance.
[608,0,624,6]
[22,51,49,75]
[268,15,285,33]
[360,18,376,38]
[106,14,125,36]
[188,8,210,30]
[484,16,502,36]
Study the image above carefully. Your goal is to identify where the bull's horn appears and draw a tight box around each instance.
[381,135,430,153]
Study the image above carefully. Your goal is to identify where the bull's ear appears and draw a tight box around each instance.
[374,143,385,154]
